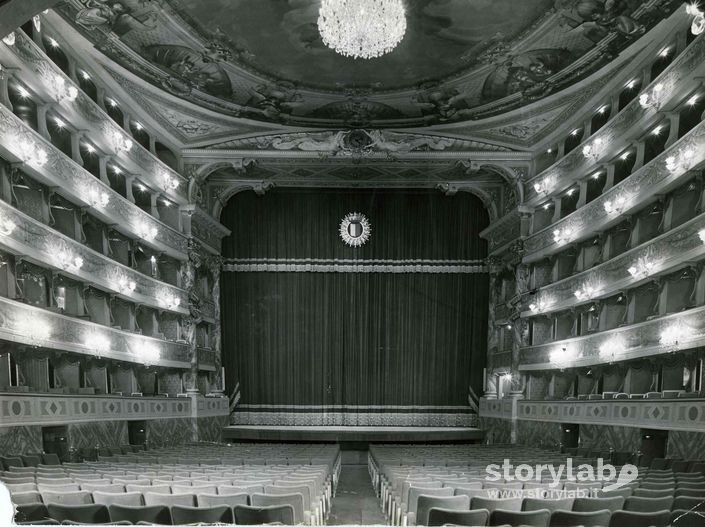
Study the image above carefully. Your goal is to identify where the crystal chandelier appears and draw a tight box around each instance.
[317,0,407,59]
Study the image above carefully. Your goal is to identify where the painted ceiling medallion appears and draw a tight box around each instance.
[318,0,406,59]
[340,213,372,247]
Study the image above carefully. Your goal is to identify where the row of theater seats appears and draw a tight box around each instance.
[368,444,705,527]
[5,442,341,525]
[15,502,300,525]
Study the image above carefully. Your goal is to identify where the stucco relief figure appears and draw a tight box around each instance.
[145,45,232,97]
[75,0,157,34]
[481,48,575,102]
[557,0,645,41]
[266,131,346,152]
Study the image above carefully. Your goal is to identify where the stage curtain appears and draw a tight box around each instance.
[220,189,489,411]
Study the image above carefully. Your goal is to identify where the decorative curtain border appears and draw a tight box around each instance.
[223,258,487,274]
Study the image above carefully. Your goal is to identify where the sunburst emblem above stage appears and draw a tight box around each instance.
[340,212,371,247]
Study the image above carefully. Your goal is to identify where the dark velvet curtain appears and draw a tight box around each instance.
[220,189,489,410]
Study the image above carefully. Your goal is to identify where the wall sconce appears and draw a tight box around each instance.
[582,137,605,163]
[55,249,83,271]
[0,213,16,236]
[501,372,513,383]
[627,256,655,279]
[553,226,573,244]
[137,222,158,242]
[699,229,705,244]
[603,196,627,214]
[16,139,48,168]
[639,83,666,110]
[157,291,181,310]
[162,173,179,191]
[52,75,78,104]
[33,15,41,32]
[117,277,136,294]
[87,188,109,208]
[687,3,705,35]
[111,130,133,154]
[2,32,16,46]
[85,333,110,354]
[574,283,597,301]
[665,147,695,173]
[599,338,625,361]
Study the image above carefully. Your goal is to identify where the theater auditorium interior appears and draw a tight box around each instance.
[1,1,705,526]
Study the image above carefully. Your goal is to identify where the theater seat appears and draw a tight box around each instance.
[170,504,233,524]
[670,509,705,527]
[108,504,173,525]
[623,495,673,512]
[471,496,523,512]
[426,507,490,527]
[14,503,51,524]
[523,497,574,513]
[572,496,624,512]
[607,509,671,527]
[490,508,551,527]
[196,491,248,508]
[93,490,143,507]
[46,503,110,524]
[415,495,470,527]
[549,509,612,527]
[252,492,310,525]
[233,503,295,525]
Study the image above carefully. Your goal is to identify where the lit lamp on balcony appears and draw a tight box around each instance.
[117,277,136,295]
[16,139,48,168]
[111,130,133,154]
[687,3,705,35]
[17,316,51,345]
[87,188,109,208]
[627,256,655,279]
[603,195,627,214]
[141,343,160,365]
[550,346,578,368]
[699,229,705,244]
[599,338,625,362]
[2,32,16,46]
[0,213,16,236]
[639,83,666,110]
[660,322,696,349]
[553,226,573,244]
[574,283,598,301]
[85,333,111,354]
[665,147,695,173]
[157,291,181,310]
[162,173,179,191]
[582,137,605,163]
[137,222,158,242]
[55,249,83,272]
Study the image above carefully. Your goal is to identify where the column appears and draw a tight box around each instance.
[181,240,203,395]
[664,112,680,148]
[70,130,84,166]
[36,103,51,141]
[98,155,110,186]
[207,255,224,394]
[631,140,646,172]
[150,193,160,219]
[0,67,13,110]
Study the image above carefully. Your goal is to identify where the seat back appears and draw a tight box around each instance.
[196,491,248,508]
[80,482,124,493]
[172,483,217,494]
[624,495,673,512]
[46,503,110,524]
[252,492,305,524]
[40,490,92,506]
[491,508,551,527]
[171,504,233,524]
[523,497,574,512]
[671,508,705,527]
[14,503,50,523]
[427,507,490,527]
[572,496,625,512]
[93,490,143,507]
[416,494,469,527]
[408,486,454,516]
[471,496,523,512]
[233,503,295,525]
[143,491,195,507]
[108,504,172,525]
[126,483,171,494]
[549,509,612,527]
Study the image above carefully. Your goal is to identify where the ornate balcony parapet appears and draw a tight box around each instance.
[183,204,230,256]
[0,104,188,259]
[0,296,191,368]
[0,198,188,314]
[480,396,705,433]
[523,113,705,262]
[197,347,216,371]
[0,31,188,204]
[481,208,521,256]
[519,305,705,370]
[524,25,705,206]
[522,211,705,317]
[0,392,229,428]
[199,300,216,323]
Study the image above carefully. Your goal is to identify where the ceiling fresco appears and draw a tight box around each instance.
[55,0,682,127]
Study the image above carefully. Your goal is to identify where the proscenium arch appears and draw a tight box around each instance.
[0,0,61,39]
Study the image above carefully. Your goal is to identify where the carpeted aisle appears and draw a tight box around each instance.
[328,465,388,525]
